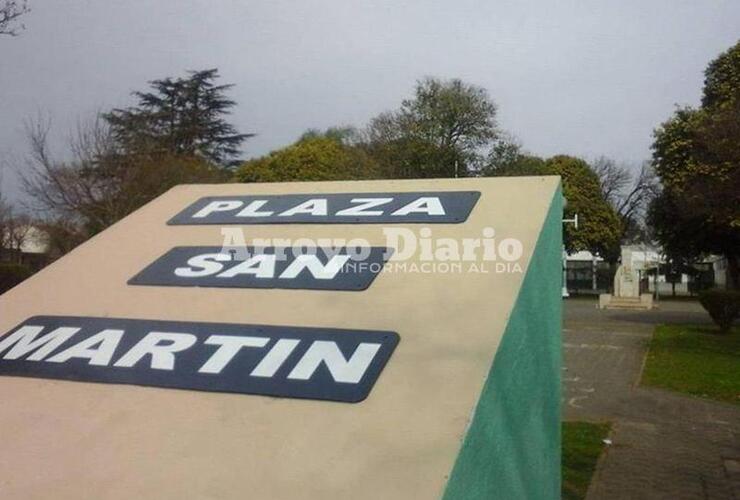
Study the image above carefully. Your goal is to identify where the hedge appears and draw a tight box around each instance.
[698,288,740,333]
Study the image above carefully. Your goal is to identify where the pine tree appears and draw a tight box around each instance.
[105,69,253,167]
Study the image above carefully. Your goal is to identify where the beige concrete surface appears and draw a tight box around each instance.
[0,177,559,500]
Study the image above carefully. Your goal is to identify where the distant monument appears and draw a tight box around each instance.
[599,248,654,309]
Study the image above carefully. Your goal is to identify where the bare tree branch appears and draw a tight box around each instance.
[19,112,225,248]
[593,157,659,244]
[20,114,121,231]
[593,156,632,206]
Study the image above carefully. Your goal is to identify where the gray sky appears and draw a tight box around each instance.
[1,0,739,202]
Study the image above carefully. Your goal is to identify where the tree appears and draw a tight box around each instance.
[400,78,497,153]
[236,134,380,183]
[648,188,702,262]
[650,106,740,287]
[483,149,623,259]
[0,192,32,264]
[481,136,548,177]
[546,156,623,258]
[365,78,498,178]
[702,40,740,109]
[18,68,250,258]
[1,212,31,263]
[364,134,456,179]
[486,152,623,258]
[299,126,362,145]
[104,69,253,168]
[592,157,632,207]
[21,116,226,243]
[690,98,740,231]
[592,157,658,247]
[35,217,87,261]
[0,0,29,36]
[650,41,740,288]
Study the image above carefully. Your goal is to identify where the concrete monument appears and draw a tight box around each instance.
[600,248,654,309]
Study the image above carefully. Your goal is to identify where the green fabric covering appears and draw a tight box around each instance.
[442,186,563,499]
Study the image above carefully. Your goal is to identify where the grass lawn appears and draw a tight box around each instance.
[642,324,740,405]
[562,421,611,500]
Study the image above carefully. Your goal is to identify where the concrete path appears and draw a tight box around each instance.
[562,299,740,500]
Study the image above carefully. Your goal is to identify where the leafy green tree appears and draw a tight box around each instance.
[482,137,547,176]
[650,41,740,288]
[105,69,253,167]
[546,156,623,258]
[648,189,703,262]
[299,126,361,145]
[702,40,740,109]
[364,135,460,179]
[236,135,380,183]
[365,78,498,178]
[485,150,623,259]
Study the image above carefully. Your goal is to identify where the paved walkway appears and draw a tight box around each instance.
[562,299,740,500]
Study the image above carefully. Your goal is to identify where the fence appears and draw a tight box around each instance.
[565,261,716,297]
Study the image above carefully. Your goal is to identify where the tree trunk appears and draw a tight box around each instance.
[727,254,740,290]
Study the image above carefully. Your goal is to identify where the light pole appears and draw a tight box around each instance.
[562,213,578,298]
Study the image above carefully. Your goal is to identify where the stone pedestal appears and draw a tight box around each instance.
[599,292,654,310]
[600,257,654,310]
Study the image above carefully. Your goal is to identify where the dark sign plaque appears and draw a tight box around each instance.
[0,316,399,403]
[128,246,391,291]
[168,191,480,225]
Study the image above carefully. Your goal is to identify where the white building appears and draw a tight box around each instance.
[565,244,722,296]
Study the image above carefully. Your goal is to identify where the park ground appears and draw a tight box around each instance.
[562,298,740,499]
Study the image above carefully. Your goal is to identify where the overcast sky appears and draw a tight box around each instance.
[1,0,739,201]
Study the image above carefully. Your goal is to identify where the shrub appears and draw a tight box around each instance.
[698,289,740,333]
[0,263,33,295]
